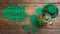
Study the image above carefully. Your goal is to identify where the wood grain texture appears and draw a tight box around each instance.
[0,0,60,34]
[0,0,60,4]
[0,4,60,27]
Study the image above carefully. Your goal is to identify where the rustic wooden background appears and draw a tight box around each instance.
[0,0,60,34]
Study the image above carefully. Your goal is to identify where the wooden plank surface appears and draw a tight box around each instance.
[0,0,60,34]
[0,0,60,4]
[0,4,60,27]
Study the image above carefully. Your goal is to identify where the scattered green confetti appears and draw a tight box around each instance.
[35,7,43,15]
[30,14,38,26]
[32,28,38,33]
[23,24,29,31]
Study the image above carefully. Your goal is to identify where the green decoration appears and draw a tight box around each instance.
[32,28,38,33]
[38,17,46,27]
[2,6,27,22]
[23,24,29,31]
[30,14,38,26]
[2,9,8,18]
[35,7,43,15]
[47,4,58,18]
[42,4,48,13]
[48,5,58,13]
[51,11,58,18]
[38,21,46,28]
[42,4,58,18]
